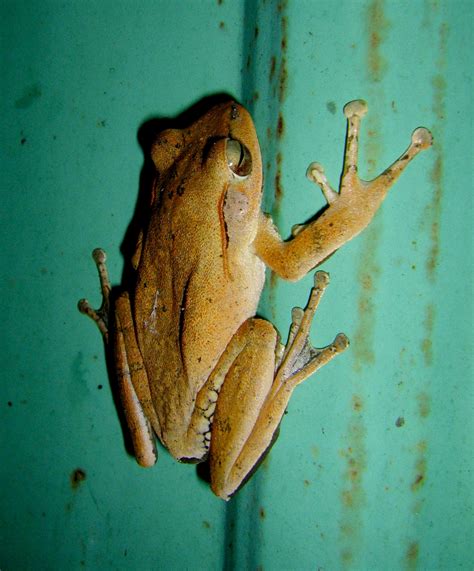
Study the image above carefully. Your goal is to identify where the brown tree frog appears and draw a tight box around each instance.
[78,100,432,499]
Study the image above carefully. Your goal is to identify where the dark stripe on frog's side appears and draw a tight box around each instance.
[178,270,193,379]
[217,183,230,279]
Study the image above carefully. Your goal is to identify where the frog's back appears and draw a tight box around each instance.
[131,100,265,446]
[133,218,265,445]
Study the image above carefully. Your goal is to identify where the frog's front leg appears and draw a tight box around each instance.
[78,249,159,467]
[255,100,433,280]
[202,272,348,500]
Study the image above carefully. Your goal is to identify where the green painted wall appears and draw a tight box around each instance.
[1,1,472,569]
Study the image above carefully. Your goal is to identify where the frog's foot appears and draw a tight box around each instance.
[306,99,433,219]
[208,272,348,499]
[78,248,111,342]
[273,271,349,393]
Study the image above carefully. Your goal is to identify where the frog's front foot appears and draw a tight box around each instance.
[274,271,349,390]
[78,248,111,342]
[306,99,433,223]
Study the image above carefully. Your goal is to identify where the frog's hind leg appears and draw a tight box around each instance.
[114,293,160,468]
[78,248,112,341]
[209,271,348,500]
[78,248,159,468]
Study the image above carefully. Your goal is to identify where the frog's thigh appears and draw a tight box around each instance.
[114,293,158,467]
[210,318,280,498]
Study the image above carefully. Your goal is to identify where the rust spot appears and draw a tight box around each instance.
[352,395,363,412]
[278,57,288,103]
[416,392,431,418]
[274,151,283,202]
[395,416,405,427]
[426,23,448,282]
[416,440,427,454]
[366,0,389,82]
[339,403,367,569]
[70,468,86,490]
[406,541,419,571]
[219,21,225,30]
[303,479,311,487]
[411,443,427,492]
[254,26,259,38]
[259,506,266,519]
[352,222,381,372]
[276,113,285,139]
[421,303,435,367]
[341,547,353,565]
[202,520,211,529]
[269,56,277,81]
[340,423,367,515]
[326,101,337,115]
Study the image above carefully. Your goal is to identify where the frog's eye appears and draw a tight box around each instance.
[226,139,252,178]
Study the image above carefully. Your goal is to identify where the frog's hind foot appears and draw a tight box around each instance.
[274,271,349,391]
[78,248,111,342]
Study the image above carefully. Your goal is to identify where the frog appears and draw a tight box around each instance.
[78,99,432,499]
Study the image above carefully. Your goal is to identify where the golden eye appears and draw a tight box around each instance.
[226,139,252,178]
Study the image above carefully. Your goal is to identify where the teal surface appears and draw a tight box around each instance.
[1,1,472,569]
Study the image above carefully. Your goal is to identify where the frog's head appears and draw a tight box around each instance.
[150,101,263,245]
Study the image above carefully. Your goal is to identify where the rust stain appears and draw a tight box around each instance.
[274,151,283,203]
[352,220,382,372]
[416,391,431,418]
[405,541,419,571]
[276,113,285,139]
[366,0,389,83]
[426,22,448,281]
[421,303,435,367]
[259,506,266,520]
[339,399,367,567]
[278,8,288,104]
[70,468,87,490]
[352,395,363,412]
[395,416,405,427]
[353,10,386,371]
[410,440,428,492]
[269,55,276,82]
